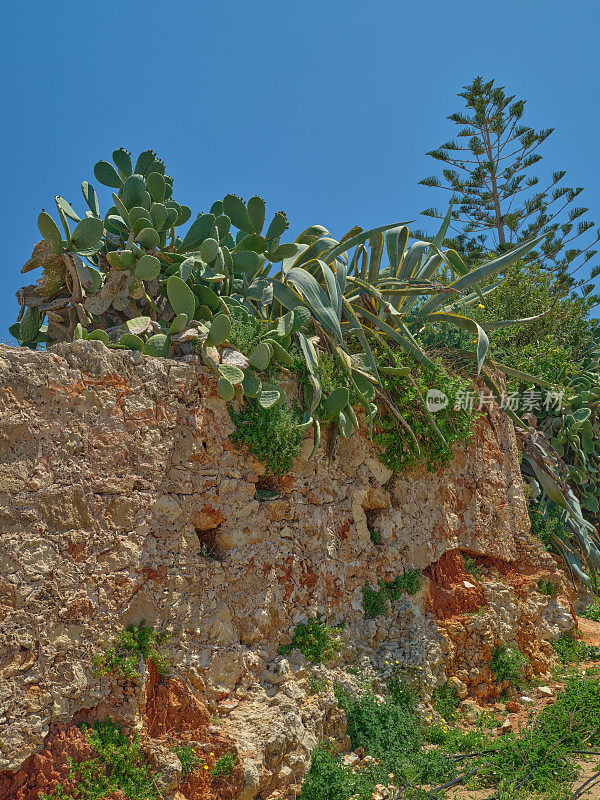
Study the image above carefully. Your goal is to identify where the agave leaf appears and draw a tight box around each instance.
[308,417,321,460]
[341,297,381,383]
[368,232,385,283]
[385,226,409,276]
[454,278,505,307]
[297,331,322,412]
[285,267,344,344]
[427,312,489,375]
[480,370,528,429]
[480,307,553,331]
[397,241,429,281]
[356,306,441,373]
[419,233,548,317]
[550,534,591,587]
[432,203,453,250]
[322,222,410,266]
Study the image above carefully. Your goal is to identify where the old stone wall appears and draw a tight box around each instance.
[0,342,574,799]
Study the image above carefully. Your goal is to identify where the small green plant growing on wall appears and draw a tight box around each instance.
[93,621,169,680]
[228,397,304,475]
[278,615,343,664]
[373,358,479,474]
[171,743,201,778]
[463,554,484,581]
[537,577,561,597]
[362,570,422,618]
[210,752,237,779]
[488,643,529,687]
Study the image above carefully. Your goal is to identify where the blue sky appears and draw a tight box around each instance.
[2,0,599,336]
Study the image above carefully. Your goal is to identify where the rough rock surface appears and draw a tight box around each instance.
[0,342,574,798]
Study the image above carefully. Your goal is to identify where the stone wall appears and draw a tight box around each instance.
[0,342,574,799]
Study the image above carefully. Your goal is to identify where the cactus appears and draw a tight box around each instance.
[94,160,123,188]
[265,242,299,262]
[143,333,170,357]
[150,203,168,231]
[192,283,220,312]
[166,275,196,320]
[112,148,133,178]
[206,313,231,346]
[242,371,261,398]
[146,172,166,203]
[129,207,153,227]
[135,254,161,281]
[181,213,216,250]
[81,181,100,217]
[223,194,254,234]
[216,214,231,242]
[258,384,285,409]
[123,317,151,334]
[136,227,160,249]
[265,211,288,240]
[169,314,188,334]
[118,333,144,351]
[232,250,259,273]
[324,387,350,417]
[263,338,294,366]
[218,364,244,384]
[19,308,41,342]
[249,342,272,370]
[247,196,266,235]
[200,237,220,263]
[217,376,235,401]
[122,175,148,209]
[37,212,62,254]
[87,329,110,344]
[107,250,135,270]
[176,206,192,227]
[71,217,104,251]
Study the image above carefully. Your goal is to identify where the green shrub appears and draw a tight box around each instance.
[488,643,529,686]
[432,681,460,722]
[478,675,600,794]
[92,621,169,680]
[40,718,159,800]
[373,358,477,473]
[298,741,388,800]
[336,687,455,787]
[278,615,343,664]
[228,397,303,475]
[362,571,422,618]
[552,630,600,663]
[307,676,327,695]
[580,602,600,621]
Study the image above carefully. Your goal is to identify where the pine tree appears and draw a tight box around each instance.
[419,76,600,298]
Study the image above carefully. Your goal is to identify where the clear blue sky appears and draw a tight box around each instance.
[2,0,599,335]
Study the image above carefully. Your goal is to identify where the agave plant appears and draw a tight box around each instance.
[518,420,600,589]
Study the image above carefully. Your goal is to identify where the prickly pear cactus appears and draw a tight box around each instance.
[12,149,299,362]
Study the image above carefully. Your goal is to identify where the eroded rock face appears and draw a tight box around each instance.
[0,342,574,798]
